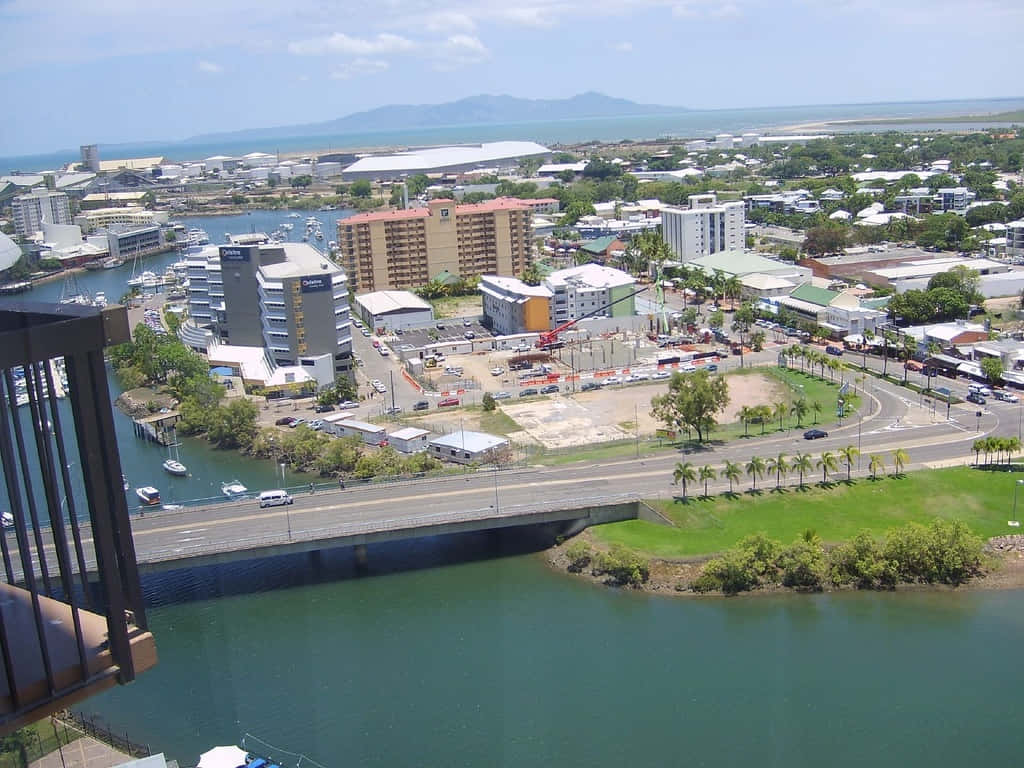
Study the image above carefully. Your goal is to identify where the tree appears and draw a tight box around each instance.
[778,531,826,589]
[792,452,813,487]
[699,464,717,497]
[817,451,838,485]
[767,452,789,490]
[981,357,1004,386]
[723,460,742,494]
[839,445,860,481]
[869,454,884,480]
[650,369,730,443]
[811,400,823,424]
[746,455,766,491]
[926,265,983,306]
[350,179,372,198]
[803,223,849,255]
[290,175,313,188]
[791,397,809,427]
[206,398,259,449]
[892,448,909,476]
[739,405,754,437]
[560,200,597,226]
[708,310,725,329]
[582,158,623,181]
[673,461,697,501]
[773,400,788,432]
[482,392,496,412]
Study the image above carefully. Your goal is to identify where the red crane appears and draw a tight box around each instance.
[535,285,650,349]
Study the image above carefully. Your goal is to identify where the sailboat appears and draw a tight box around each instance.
[58,271,91,306]
[163,432,188,476]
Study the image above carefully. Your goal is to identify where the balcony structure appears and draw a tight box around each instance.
[0,301,156,735]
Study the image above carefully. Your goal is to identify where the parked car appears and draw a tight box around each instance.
[490,367,504,376]
[825,345,844,356]
[339,400,359,409]
[361,329,371,336]
[314,404,335,413]
[604,376,623,385]
[371,340,380,349]
[289,418,306,428]
[464,319,473,327]
[438,397,460,407]
[540,384,560,394]
[519,388,538,397]
[966,392,986,405]
[492,391,512,400]
[385,406,403,415]
[464,331,475,340]
[969,384,993,396]
[581,381,603,392]
[308,420,325,431]
[413,400,430,411]
[995,391,1020,403]
[803,429,828,440]
[378,347,390,357]
[705,364,719,373]
[652,371,671,380]
[275,416,296,426]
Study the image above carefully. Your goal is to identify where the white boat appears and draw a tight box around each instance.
[163,459,187,476]
[135,486,161,506]
[287,212,301,218]
[221,480,248,499]
[187,228,210,246]
[1,511,13,529]
[92,291,107,308]
[102,256,125,269]
[123,474,130,491]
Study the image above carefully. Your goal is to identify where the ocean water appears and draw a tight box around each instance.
[4,97,1023,174]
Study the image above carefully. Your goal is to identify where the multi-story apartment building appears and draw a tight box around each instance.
[1007,219,1024,260]
[185,240,353,380]
[11,189,72,236]
[481,264,636,335]
[661,193,745,262]
[73,205,166,234]
[336,198,533,291]
[934,187,976,212]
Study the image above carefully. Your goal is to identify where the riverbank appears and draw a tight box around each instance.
[546,530,1024,597]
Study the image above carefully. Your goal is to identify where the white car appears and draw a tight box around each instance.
[995,390,1019,403]
[492,391,512,400]
[604,376,623,385]
[624,374,642,383]
[490,367,504,376]
[338,400,359,409]
[652,370,671,380]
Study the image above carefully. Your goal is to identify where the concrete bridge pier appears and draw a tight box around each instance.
[353,544,368,573]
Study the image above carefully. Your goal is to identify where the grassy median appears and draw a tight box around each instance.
[589,467,1018,558]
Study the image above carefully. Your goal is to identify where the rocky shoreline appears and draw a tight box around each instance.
[545,532,1024,597]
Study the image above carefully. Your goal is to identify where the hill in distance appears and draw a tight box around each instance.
[184,91,687,144]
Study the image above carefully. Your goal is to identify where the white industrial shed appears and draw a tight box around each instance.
[354,290,434,331]
[428,430,510,465]
[342,141,550,180]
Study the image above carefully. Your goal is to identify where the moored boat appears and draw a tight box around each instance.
[221,480,248,499]
[163,459,187,476]
[135,486,161,506]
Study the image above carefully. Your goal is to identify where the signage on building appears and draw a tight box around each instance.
[300,275,330,293]
[220,246,253,262]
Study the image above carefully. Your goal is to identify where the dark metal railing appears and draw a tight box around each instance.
[0,301,147,728]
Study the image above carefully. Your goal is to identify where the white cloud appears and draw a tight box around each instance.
[288,32,416,56]
[431,34,489,70]
[330,58,390,79]
[196,60,223,74]
[614,41,634,52]
[421,10,477,33]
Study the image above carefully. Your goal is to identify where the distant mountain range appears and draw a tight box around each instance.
[183,92,687,145]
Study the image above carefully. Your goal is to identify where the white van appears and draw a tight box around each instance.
[259,490,293,508]
[969,384,992,397]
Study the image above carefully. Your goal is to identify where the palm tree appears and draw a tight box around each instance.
[869,454,884,479]
[723,276,743,309]
[723,460,742,494]
[839,445,860,481]
[811,400,823,424]
[862,329,874,368]
[746,455,766,492]
[817,451,838,485]
[756,405,772,435]
[673,461,698,500]
[972,438,984,465]
[1008,437,1021,465]
[739,405,754,437]
[773,401,788,431]
[892,448,909,476]
[791,397,809,427]
[767,452,789,490]
[699,464,717,497]
[792,452,813,487]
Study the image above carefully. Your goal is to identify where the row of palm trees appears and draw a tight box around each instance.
[739,398,821,435]
[672,447,910,500]
[972,436,1021,466]
[782,345,847,383]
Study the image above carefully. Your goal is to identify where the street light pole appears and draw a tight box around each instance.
[280,462,291,540]
[1011,479,1024,527]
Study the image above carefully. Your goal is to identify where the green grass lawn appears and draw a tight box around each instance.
[590,467,1019,558]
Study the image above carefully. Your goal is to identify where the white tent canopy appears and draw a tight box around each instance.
[198,746,248,768]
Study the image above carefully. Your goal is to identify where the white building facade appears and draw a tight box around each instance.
[661,194,745,262]
[12,190,72,236]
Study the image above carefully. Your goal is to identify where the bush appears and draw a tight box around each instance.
[828,531,896,589]
[593,545,649,586]
[777,533,826,590]
[565,540,592,573]
[692,549,761,594]
[482,392,496,412]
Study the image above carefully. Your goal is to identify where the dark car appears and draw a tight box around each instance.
[275,416,296,426]
[519,388,538,397]
[803,429,828,440]
[705,364,719,373]
[581,381,603,392]
[825,345,844,356]
[540,384,560,394]
[314,404,335,413]
[413,400,430,411]
[966,392,986,405]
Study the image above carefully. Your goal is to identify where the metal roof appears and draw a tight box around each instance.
[344,142,549,174]
[429,430,509,453]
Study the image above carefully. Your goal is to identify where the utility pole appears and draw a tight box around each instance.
[389,370,396,411]
[634,403,640,458]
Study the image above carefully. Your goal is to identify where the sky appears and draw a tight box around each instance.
[1,0,1022,155]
